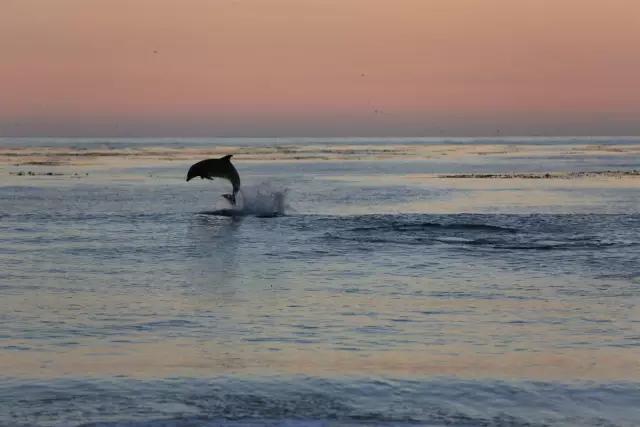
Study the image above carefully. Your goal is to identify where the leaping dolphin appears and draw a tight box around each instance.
[186,155,241,205]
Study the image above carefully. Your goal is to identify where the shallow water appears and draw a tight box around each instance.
[1,137,639,426]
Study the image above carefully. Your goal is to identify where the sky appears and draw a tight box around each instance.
[1,0,639,137]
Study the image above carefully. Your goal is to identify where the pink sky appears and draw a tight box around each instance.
[1,0,639,136]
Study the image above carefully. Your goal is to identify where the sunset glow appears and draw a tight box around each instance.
[2,0,639,136]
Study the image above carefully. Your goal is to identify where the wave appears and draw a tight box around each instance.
[324,233,636,250]
[317,215,639,251]
[350,222,517,233]
[3,136,640,160]
[2,377,638,427]
[323,235,630,249]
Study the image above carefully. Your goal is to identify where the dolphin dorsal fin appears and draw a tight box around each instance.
[221,154,233,161]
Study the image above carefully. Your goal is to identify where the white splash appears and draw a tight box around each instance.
[218,182,288,217]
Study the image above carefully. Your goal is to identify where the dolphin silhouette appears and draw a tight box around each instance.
[186,155,241,205]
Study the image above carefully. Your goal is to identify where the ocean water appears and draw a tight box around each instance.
[1,137,639,426]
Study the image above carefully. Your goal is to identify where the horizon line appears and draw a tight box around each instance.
[3,135,640,139]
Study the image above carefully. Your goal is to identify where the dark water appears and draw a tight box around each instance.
[2,377,640,427]
[1,138,639,426]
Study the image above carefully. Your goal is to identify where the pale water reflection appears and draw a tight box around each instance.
[1,137,639,426]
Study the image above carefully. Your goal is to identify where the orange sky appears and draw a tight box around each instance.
[1,0,639,136]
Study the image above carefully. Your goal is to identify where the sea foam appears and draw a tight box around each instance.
[205,182,288,217]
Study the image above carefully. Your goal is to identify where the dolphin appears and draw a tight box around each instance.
[186,155,241,205]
